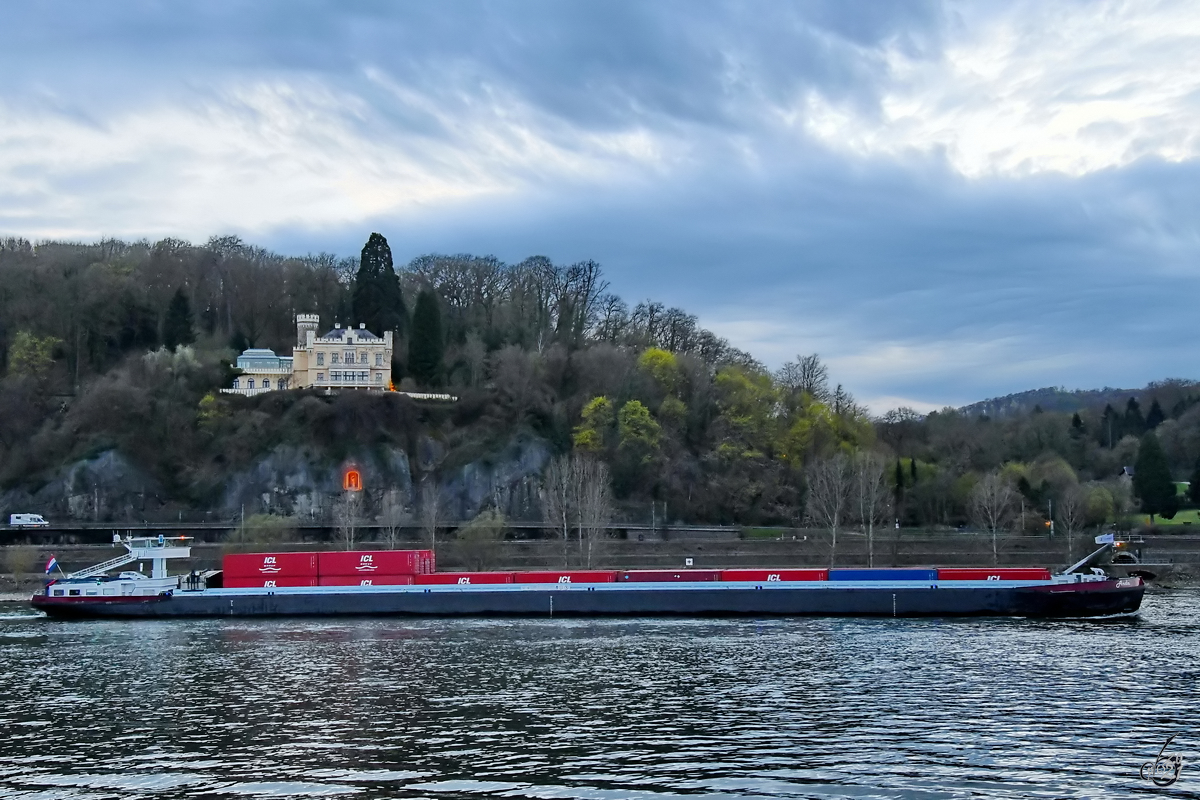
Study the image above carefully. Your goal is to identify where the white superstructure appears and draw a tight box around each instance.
[44,535,193,600]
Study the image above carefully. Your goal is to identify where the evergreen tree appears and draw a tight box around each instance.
[893,459,904,508]
[1070,412,1084,433]
[1100,404,1117,448]
[408,289,443,386]
[1133,433,1177,521]
[352,232,407,337]
[162,288,195,351]
[910,458,917,482]
[1146,399,1166,429]
[1189,456,1200,507]
[1123,397,1145,437]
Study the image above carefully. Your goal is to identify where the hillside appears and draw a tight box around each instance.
[960,380,1199,421]
[2,234,1199,532]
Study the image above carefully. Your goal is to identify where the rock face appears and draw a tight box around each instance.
[1,435,552,524]
[220,444,415,520]
[441,437,551,520]
[0,450,163,523]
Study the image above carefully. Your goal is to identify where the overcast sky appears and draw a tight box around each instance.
[2,1,1198,412]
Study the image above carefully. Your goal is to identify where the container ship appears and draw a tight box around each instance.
[29,535,1144,619]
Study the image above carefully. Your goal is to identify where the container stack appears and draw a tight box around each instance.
[222,549,435,588]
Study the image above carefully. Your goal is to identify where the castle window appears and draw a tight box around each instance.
[330,352,339,364]
[345,350,355,364]
[233,378,240,388]
[374,372,383,383]
[248,379,255,389]
[317,352,324,366]
[375,353,383,367]
[263,379,270,390]
[359,352,368,364]
[317,372,325,383]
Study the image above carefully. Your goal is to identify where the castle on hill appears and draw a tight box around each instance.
[227,314,394,396]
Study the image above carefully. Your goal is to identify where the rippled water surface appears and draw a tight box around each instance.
[1,592,1198,799]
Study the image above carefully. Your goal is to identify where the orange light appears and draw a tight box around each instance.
[343,468,362,492]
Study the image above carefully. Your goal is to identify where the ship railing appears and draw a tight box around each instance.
[66,551,137,580]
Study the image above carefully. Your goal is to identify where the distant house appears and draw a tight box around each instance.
[225,314,393,397]
[230,348,293,394]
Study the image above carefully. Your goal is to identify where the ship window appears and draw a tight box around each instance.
[68,589,80,596]
[53,589,64,596]
[317,352,324,366]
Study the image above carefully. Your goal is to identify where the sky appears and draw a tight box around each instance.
[1,0,1198,413]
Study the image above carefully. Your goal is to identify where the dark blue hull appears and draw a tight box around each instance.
[32,578,1144,619]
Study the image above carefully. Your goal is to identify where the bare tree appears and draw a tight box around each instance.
[542,454,576,565]
[776,353,830,401]
[541,453,615,567]
[418,480,447,549]
[576,457,614,568]
[333,490,363,550]
[1056,484,1087,565]
[380,487,410,549]
[970,472,1017,565]
[462,333,487,388]
[853,451,892,567]
[805,452,854,566]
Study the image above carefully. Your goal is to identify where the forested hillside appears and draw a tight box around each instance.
[1,233,1198,532]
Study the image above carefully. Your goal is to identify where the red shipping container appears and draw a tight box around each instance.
[317,550,432,577]
[223,552,319,578]
[937,568,1052,581]
[414,572,514,585]
[512,571,618,584]
[224,576,318,589]
[720,569,828,582]
[317,575,415,586]
[618,570,722,582]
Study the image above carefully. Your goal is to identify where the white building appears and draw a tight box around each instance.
[226,315,393,397]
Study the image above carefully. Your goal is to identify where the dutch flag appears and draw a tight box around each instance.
[44,556,58,574]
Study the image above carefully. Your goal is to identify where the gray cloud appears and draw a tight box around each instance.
[1,0,1197,411]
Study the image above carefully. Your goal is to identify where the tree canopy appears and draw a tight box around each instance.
[352,233,406,337]
[1133,432,1177,520]
[407,288,444,387]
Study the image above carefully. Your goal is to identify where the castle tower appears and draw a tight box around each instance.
[296,313,320,348]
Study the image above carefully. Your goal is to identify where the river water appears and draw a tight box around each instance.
[1,592,1197,800]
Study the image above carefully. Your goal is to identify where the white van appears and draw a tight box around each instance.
[9,514,49,528]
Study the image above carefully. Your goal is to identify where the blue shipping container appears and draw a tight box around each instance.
[828,569,937,581]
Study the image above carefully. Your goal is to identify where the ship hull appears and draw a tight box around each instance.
[31,578,1144,619]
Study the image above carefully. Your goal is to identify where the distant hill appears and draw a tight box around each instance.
[959,386,1142,418]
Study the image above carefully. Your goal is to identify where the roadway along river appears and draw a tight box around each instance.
[1,592,1197,799]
